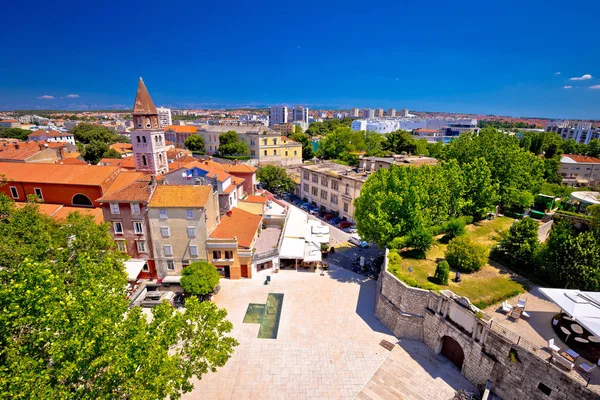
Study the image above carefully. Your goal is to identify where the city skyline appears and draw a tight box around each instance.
[1,0,600,119]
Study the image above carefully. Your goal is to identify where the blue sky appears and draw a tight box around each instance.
[1,0,599,119]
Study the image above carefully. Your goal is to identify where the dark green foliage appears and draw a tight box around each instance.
[434,260,450,285]
[304,118,352,137]
[405,228,434,255]
[184,134,205,153]
[445,236,489,273]
[217,131,248,156]
[102,148,122,159]
[442,218,467,239]
[289,132,315,160]
[257,165,296,194]
[71,123,122,144]
[0,128,30,140]
[0,198,237,398]
[478,120,538,130]
[180,261,221,296]
[382,130,417,154]
[497,217,541,270]
[82,141,109,164]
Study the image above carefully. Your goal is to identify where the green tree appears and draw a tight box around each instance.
[445,236,489,273]
[218,131,248,156]
[71,123,122,144]
[180,261,221,296]
[442,218,467,239]
[185,134,206,153]
[405,227,434,256]
[102,148,122,159]
[498,217,541,270]
[364,131,387,156]
[415,138,429,156]
[0,199,237,399]
[257,165,296,194]
[82,140,109,164]
[541,220,600,290]
[434,260,450,285]
[461,158,498,219]
[289,132,315,160]
[427,141,444,158]
[383,130,416,154]
[0,128,31,141]
[587,139,600,158]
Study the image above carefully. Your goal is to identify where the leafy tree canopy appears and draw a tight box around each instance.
[180,261,221,296]
[71,123,123,145]
[0,197,237,399]
[185,134,206,153]
[257,165,296,194]
[218,131,248,156]
[0,128,31,141]
[102,148,122,159]
[445,236,489,273]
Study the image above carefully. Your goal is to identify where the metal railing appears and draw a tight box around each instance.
[253,248,279,261]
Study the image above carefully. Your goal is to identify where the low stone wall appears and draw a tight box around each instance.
[374,249,599,400]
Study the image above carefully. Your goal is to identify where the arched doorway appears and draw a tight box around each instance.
[72,194,93,207]
[440,336,465,371]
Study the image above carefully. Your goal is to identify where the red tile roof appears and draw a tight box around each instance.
[224,163,257,173]
[0,162,120,187]
[563,154,600,164]
[0,142,43,160]
[244,195,267,204]
[55,158,87,165]
[164,125,198,133]
[148,185,212,208]
[102,171,149,197]
[97,177,153,203]
[210,207,262,248]
[99,157,136,169]
[15,203,104,224]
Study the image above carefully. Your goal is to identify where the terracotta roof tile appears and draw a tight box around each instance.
[244,195,267,204]
[132,78,157,115]
[210,207,262,248]
[563,154,600,164]
[109,143,133,153]
[99,157,136,169]
[15,203,104,224]
[148,185,212,208]
[164,125,198,133]
[0,142,43,160]
[224,163,257,173]
[102,171,149,197]
[0,162,120,187]
[55,158,87,165]
[97,180,153,203]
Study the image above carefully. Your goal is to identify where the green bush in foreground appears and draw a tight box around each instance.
[434,260,450,285]
[445,236,489,273]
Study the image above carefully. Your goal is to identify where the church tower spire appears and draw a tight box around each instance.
[131,78,168,175]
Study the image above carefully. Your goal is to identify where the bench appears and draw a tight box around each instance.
[551,353,574,371]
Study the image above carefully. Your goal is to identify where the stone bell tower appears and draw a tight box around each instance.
[131,78,168,175]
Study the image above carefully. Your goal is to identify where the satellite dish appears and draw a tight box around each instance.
[181,172,187,178]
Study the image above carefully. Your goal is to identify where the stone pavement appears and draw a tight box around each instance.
[184,265,472,399]
[357,340,476,400]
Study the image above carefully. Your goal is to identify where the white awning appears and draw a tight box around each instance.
[539,287,600,337]
[124,259,146,281]
[161,275,182,284]
[307,220,330,244]
[284,208,307,239]
[304,242,322,262]
[280,237,305,259]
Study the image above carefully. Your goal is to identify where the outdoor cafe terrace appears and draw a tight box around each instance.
[484,287,600,394]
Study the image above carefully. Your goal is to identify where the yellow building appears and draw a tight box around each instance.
[243,132,302,166]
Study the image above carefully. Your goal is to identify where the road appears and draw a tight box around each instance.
[278,199,352,246]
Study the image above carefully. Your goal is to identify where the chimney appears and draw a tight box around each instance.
[213,174,218,192]
[14,143,19,150]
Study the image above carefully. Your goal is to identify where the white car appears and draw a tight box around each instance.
[348,235,369,248]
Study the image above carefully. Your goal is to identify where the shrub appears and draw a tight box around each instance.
[434,260,450,285]
[442,218,467,239]
[180,261,221,296]
[406,228,434,254]
[445,236,489,273]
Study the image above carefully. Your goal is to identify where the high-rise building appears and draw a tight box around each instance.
[269,106,288,127]
[375,108,384,118]
[400,109,409,117]
[156,107,172,128]
[362,108,374,119]
[350,108,360,117]
[387,108,396,117]
[293,105,309,123]
[131,78,168,175]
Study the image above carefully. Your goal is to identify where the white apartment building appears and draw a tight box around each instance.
[351,120,368,131]
[559,154,600,186]
[351,118,478,134]
[545,120,600,145]
[387,108,396,117]
[362,108,374,119]
[400,109,409,117]
[374,108,384,118]
[269,106,288,127]
[157,107,172,128]
[350,108,360,117]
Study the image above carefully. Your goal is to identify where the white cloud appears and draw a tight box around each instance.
[37,95,55,99]
[555,72,561,75]
[563,85,572,89]
[590,85,600,89]
[66,94,79,98]
[570,74,592,81]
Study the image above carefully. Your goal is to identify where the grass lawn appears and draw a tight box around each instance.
[388,216,527,309]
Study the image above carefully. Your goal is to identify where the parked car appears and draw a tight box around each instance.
[339,221,354,229]
[343,227,358,234]
[309,209,320,216]
[323,213,334,221]
[330,217,341,225]
[348,236,369,248]
[301,202,311,210]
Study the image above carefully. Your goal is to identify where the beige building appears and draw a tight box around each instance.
[300,155,438,222]
[559,154,600,186]
[299,162,367,223]
[196,125,302,166]
[147,185,220,280]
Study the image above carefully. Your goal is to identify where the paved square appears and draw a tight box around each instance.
[184,265,473,399]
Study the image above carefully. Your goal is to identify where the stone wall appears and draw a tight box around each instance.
[374,249,599,400]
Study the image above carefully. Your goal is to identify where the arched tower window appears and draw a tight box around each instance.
[158,153,163,164]
[72,194,93,207]
[145,117,151,128]
[142,155,147,166]
[142,136,147,143]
